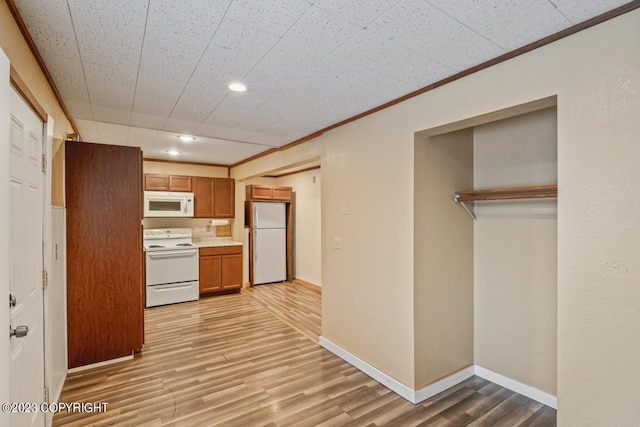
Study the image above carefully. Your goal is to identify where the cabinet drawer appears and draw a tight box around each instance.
[199,245,242,256]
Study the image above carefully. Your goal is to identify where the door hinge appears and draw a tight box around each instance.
[42,270,48,289]
[42,154,47,173]
[44,386,49,404]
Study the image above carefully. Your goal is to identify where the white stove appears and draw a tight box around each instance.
[143,228,197,251]
[144,228,199,308]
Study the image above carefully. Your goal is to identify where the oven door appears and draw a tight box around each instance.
[145,248,199,286]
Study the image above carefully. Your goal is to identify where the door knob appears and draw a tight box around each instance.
[9,325,28,338]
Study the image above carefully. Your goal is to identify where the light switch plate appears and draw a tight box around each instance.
[333,237,342,250]
[342,200,349,215]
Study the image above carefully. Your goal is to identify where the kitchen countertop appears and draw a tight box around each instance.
[193,237,243,248]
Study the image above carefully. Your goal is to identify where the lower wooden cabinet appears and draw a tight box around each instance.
[199,246,243,295]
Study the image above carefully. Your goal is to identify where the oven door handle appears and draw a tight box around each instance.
[153,283,195,291]
[147,249,198,259]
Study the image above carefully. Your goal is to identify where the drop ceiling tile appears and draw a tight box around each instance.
[408,19,505,71]
[264,117,319,139]
[454,0,571,51]
[65,101,93,120]
[197,139,271,165]
[15,1,90,103]
[224,0,312,38]
[313,0,402,26]
[195,123,284,147]
[274,6,363,62]
[95,122,130,144]
[130,112,167,130]
[205,93,270,128]
[235,103,284,133]
[549,0,629,24]
[133,75,185,117]
[83,62,136,110]
[75,119,100,142]
[41,54,90,102]
[162,117,202,136]
[375,51,452,86]
[127,126,158,151]
[169,19,280,122]
[426,0,490,18]
[14,0,79,58]
[326,28,410,72]
[91,106,131,125]
[75,118,98,131]
[368,0,453,45]
[134,0,231,108]
[66,0,148,68]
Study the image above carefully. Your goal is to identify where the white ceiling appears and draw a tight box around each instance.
[15,0,629,165]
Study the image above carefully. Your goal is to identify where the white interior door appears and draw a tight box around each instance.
[9,86,45,426]
[0,49,11,427]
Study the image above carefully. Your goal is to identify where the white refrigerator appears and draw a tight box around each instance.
[253,202,287,284]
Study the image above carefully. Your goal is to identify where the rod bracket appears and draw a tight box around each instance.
[453,194,477,221]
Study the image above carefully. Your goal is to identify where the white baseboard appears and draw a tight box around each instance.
[67,355,133,374]
[474,365,557,409]
[319,336,557,408]
[319,336,473,404]
[414,365,476,403]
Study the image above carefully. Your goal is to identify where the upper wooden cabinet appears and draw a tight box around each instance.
[214,178,235,217]
[144,174,192,192]
[193,177,235,218]
[246,185,292,201]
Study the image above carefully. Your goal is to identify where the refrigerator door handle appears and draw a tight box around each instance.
[254,207,259,228]
[254,230,258,262]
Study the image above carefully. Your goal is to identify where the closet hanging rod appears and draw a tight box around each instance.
[453,184,557,221]
[454,184,557,202]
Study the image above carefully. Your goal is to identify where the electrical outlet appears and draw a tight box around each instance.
[333,237,342,250]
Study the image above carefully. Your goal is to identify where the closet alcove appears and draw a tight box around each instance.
[413,98,558,402]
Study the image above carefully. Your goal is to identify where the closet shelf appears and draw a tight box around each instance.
[453,184,557,221]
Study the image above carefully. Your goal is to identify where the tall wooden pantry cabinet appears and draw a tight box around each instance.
[65,141,144,369]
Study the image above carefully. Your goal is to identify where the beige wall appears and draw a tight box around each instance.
[414,130,474,389]
[473,108,558,395]
[0,2,75,207]
[143,160,228,178]
[231,10,640,422]
[277,169,322,286]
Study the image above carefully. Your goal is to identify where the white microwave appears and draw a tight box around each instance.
[144,191,194,217]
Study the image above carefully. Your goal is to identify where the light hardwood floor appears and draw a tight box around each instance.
[54,282,555,426]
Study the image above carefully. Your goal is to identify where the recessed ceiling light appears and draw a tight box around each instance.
[179,135,195,142]
[229,82,247,92]
[167,150,180,156]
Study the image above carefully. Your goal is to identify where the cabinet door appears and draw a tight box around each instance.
[214,178,235,218]
[169,175,192,192]
[221,254,243,290]
[199,255,221,294]
[249,185,273,200]
[145,174,170,191]
[193,177,214,218]
[272,186,292,201]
